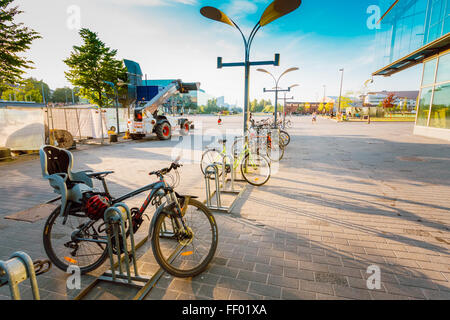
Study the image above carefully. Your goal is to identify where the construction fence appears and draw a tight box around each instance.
[0,105,129,151]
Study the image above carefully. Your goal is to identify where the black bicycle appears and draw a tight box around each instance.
[42,158,218,278]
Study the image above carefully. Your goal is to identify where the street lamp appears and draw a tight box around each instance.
[258,67,299,127]
[200,0,302,133]
[363,78,374,124]
[337,68,344,118]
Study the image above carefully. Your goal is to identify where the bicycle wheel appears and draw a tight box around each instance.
[266,142,285,162]
[200,149,224,177]
[151,199,218,278]
[240,153,271,186]
[43,205,109,274]
[280,130,291,147]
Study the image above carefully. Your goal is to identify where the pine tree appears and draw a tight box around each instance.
[64,28,127,108]
[0,0,41,90]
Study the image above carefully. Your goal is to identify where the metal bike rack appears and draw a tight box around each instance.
[75,203,157,300]
[204,153,246,214]
[0,252,50,300]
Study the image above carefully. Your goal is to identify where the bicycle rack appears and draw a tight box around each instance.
[0,252,50,300]
[204,153,246,214]
[75,203,159,300]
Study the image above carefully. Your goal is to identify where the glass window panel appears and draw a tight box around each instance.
[436,52,450,83]
[422,58,437,85]
[429,83,450,129]
[416,87,433,126]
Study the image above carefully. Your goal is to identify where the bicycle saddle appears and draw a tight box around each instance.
[218,139,227,144]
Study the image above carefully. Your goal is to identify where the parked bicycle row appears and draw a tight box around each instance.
[2,119,293,299]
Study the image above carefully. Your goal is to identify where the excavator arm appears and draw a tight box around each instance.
[135,80,200,115]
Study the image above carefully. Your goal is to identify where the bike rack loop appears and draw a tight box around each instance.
[0,252,41,300]
[204,153,246,213]
[104,203,140,283]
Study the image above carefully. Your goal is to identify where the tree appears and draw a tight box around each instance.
[0,0,41,90]
[0,77,49,102]
[52,87,80,104]
[381,93,396,114]
[64,28,127,108]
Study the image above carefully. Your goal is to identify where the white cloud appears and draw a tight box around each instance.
[225,0,258,18]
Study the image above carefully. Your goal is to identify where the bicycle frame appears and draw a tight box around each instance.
[112,180,167,215]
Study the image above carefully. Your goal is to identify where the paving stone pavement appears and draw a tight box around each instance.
[0,115,449,300]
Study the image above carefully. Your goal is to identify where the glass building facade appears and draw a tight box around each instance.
[375,0,449,70]
[417,51,450,129]
[375,0,450,140]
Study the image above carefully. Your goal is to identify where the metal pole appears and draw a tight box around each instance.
[71,88,75,104]
[41,83,46,105]
[115,88,120,134]
[274,87,279,128]
[243,54,250,134]
[338,68,344,115]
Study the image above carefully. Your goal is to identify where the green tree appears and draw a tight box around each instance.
[52,87,80,104]
[0,77,49,102]
[0,0,41,90]
[64,28,126,108]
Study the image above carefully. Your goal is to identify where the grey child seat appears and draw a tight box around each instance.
[39,145,94,216]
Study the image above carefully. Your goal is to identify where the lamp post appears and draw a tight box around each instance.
[200,0,302,134]
[363,78,374,124]
[337,68,344,118]
[258,68,299,127]
[282,84,298,125]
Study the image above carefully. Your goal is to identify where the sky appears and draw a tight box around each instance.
[15,0,423,106]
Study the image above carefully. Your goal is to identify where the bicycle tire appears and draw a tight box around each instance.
[200,149,224,177]
[280,130,291,147]
[43,205,109,274]
[151,199,218,278]
[266,143,285,162]
[240,153,271,186]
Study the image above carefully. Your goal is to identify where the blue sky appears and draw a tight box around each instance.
[17,0,422,105]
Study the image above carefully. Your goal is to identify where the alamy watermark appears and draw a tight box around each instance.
[367,5,381,30]
[67,5,81,31]
[66,265,81,290]
[366,265,381,290]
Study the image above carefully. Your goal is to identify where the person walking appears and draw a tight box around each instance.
[312,111,317,124]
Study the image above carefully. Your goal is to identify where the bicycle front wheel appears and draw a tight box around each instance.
[241,153,271,186]
[151,199,218,278]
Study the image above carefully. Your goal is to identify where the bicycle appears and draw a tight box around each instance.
[251,118,291,149]
[200,137,271,186]
[40,146,218,278]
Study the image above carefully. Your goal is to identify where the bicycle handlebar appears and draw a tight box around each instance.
[149,161,183,177]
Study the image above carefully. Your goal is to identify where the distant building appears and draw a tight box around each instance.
[364,91,419,110]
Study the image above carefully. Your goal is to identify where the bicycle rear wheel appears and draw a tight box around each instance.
[266,142,285,162]
[43,205,109,274]
[241,153,271,186]
[151,199,218,278]
[280,130,291,147]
